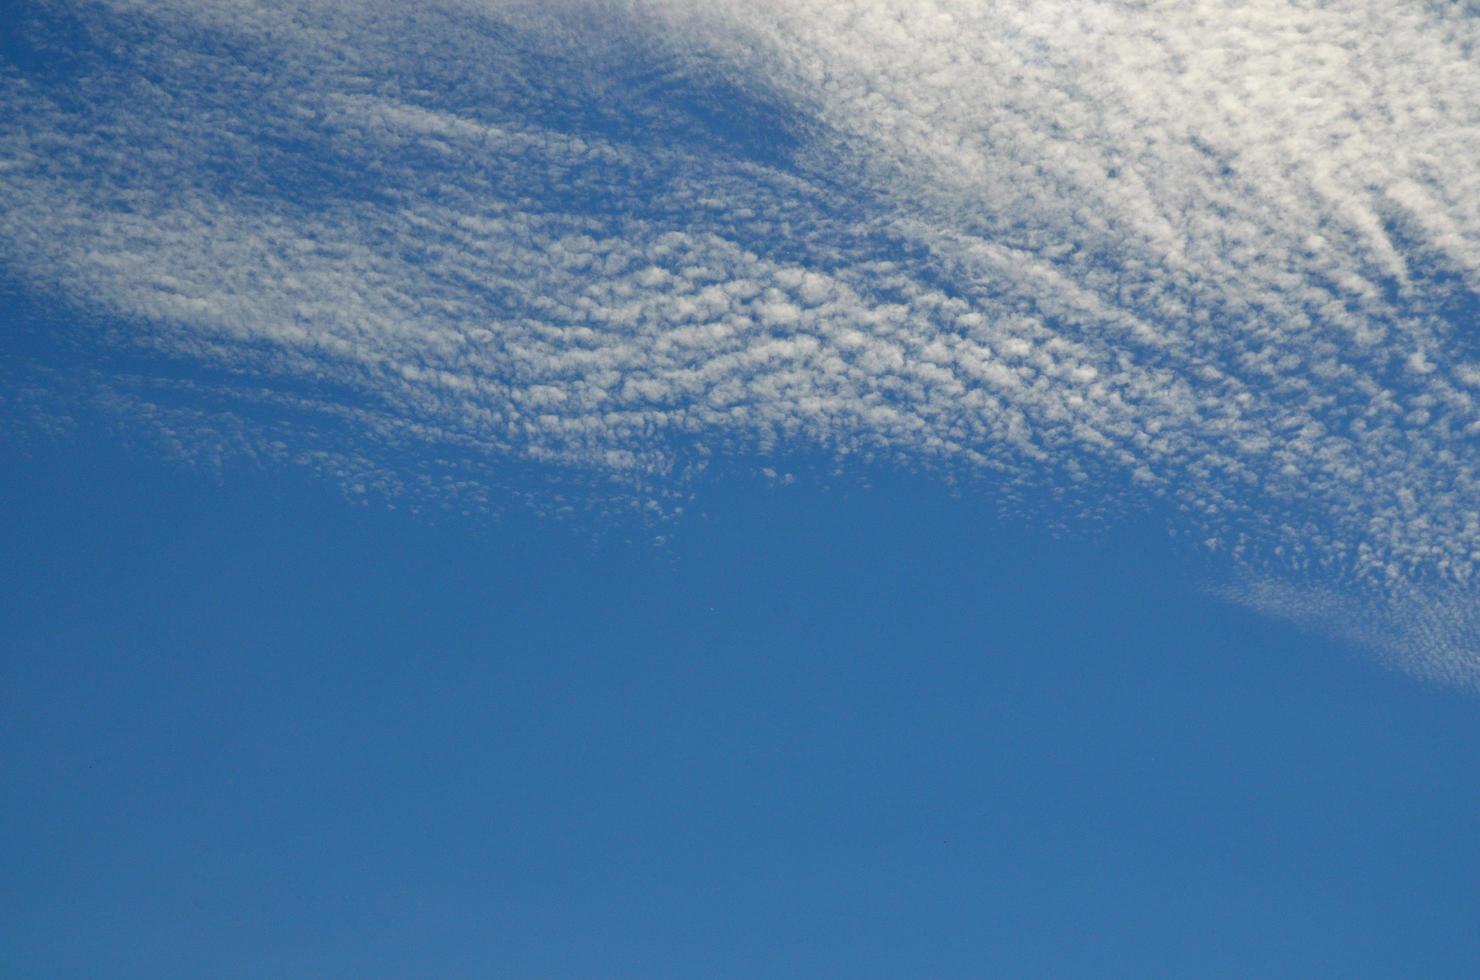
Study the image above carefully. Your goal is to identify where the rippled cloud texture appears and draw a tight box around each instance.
[3,0,1478,679]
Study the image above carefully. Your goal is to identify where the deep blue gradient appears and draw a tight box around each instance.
[6,3,1480,976]
[4,428,1479,978]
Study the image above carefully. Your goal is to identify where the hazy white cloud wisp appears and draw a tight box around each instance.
[1,0,1477,678]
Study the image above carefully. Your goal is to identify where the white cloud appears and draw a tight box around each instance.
[1,0,1477,676]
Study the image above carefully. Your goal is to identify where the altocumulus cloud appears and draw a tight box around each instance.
[2,0,1478,680]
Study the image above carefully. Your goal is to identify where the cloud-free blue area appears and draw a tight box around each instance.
[4,428,1479,978]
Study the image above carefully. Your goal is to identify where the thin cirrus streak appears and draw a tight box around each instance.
[1,0,1477,679]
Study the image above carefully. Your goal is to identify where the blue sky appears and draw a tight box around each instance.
[6,421,1480,978]
[3,1,1480,976]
